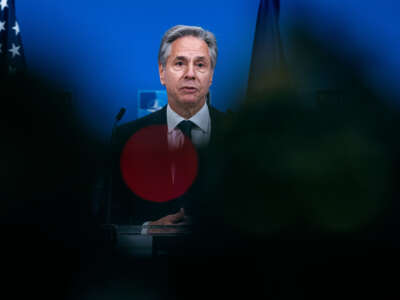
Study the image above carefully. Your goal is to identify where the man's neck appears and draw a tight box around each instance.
[169,101,206,119]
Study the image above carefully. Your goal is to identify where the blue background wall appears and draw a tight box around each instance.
[16,0,400,140]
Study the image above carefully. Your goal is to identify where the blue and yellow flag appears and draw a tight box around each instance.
[247,0,286,95]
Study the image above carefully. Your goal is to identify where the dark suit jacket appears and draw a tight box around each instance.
[110,105,226,224]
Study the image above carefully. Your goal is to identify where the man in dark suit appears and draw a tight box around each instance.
[111,25,225,226]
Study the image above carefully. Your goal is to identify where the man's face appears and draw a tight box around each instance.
[159,36,214,113]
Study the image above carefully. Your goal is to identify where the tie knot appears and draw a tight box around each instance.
[177,120,195,139]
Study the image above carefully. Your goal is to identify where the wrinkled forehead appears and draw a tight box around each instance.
[168,36,211,61]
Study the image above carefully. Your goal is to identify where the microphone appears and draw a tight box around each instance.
[115,107,126,122]
[106,107,127,224]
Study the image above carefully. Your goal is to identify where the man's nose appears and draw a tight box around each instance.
[184,63,196,80]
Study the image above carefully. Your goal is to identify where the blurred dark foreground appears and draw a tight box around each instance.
[2,28,400,299]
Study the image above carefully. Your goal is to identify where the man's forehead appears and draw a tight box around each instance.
[169,36,210,57]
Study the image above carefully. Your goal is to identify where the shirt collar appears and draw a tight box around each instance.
[167,103,210,133]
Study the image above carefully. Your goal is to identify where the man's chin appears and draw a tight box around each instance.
[179,98,202,108]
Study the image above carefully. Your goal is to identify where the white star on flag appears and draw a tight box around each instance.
[0,0,8,11]
[8,43,20,58]
[0,0,26,73]
[12,21,19,35]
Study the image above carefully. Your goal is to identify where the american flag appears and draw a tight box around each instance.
[0,0,25,75]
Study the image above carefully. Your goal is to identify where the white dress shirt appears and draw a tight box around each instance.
[167,103,211,149]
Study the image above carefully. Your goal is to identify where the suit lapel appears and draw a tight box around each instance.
[153,105,167,125]
[208,106,224,146]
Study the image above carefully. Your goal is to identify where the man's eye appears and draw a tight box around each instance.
[197,63,204,67]
[175,61,183,66]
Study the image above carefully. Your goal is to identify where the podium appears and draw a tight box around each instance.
[102,224,192,257]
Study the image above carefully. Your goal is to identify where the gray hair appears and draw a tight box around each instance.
[158,25,218,70]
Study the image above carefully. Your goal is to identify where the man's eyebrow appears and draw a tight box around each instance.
[173,56,208,60]
[174,56,187,60]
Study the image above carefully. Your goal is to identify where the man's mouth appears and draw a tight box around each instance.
[181,86,197,93]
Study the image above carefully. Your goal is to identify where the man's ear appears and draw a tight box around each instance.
[159,64,165,85]
[208,69,214,86]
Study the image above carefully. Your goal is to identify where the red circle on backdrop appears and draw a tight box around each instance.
[120,125,198,203]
